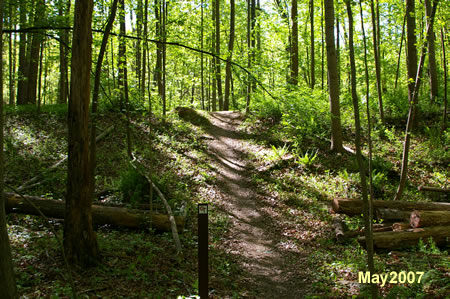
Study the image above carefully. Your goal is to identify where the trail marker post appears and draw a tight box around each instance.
[198,203,208,298]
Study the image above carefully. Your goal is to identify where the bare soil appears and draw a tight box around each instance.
[204,111,309,298]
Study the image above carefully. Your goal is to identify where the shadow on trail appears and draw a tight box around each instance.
[199,111,310,298]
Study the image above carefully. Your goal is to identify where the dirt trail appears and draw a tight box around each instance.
[205,111,307,298]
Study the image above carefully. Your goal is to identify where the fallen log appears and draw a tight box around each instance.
[392,222,411,231]
[410,210,450,228]
[358,226,450,249]
[377,208,411,221]
[343,225,393,239]
[333,218,346,242]
[418,185,450,193]
[5,192,185,232]
[332,198,450,216]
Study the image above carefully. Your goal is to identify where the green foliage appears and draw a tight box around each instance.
[294,149,318,167]
[266,144,289,161]
[119,167,150,207]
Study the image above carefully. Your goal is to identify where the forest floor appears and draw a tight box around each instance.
[203,111,309,297]
[4,105,450,298]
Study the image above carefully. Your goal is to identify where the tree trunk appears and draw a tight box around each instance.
[245,0,251,113]
[410,210,450,228]
[37,40,44,114]
[200,0,205,110]
[224,0,235,111]
[324,0,343,152]
[16,1,28,105]
[155,0,163,113]
[345,1,376,295]
[425,0,438,103]
[394,0,439,201]
[332,197,450,216]
[0,4,18,294]
[358,226,450,249]
[290,0,298,85]
[90,0,118,201]
[310,0,315,89]
[321,0,324,90]
[370,0,384,124]
[406,0,418,128]
[58,0,70,104]
[376,208,411,222]
[5,193,185,232]
[215,0,223,110]
[64,0,99,267]
[442,28,448,132]
[141,0,148,106]
[394,13,406,89]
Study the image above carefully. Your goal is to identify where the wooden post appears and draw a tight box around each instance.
[198,203,208,298]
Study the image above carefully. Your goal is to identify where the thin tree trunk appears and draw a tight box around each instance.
[25,0,45,105]
[17,2,28,105]
[224,0,235,111]
[8,8,15,106]
[321,0,324,90]
[425,0,438,103]
[359,0,375,202]
[58,1,69,104]
[141,0,148,106]
[370,0,384,124]
[290,0,298,85]
[0,2,18,294]
[310,0,315,89]
[335,5,340,87]
[245,0,251,113]
[37,40,44,114]
[394,0,438,201]
[345,1,376,296]
[324,0,344,152]
[215,0,223,110]
[441,28,447,132]
[395,12,406,89]
[90,0,118,199]
[405,0,418,129]
[136,0,143,93]
[155,0,163,110]
[201,0,205,110]
[64,0,99,266]
[162,0,167,119]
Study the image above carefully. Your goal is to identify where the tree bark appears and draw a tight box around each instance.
[358,226,450,249]
[215,0,223,110]
[394,13,406,89]
[345,1,376,295]
[90,0,118,203]
[16,0,28,105]
[425,0,438,103]
[332,197,450,216]
[224,0,235,111]
[5,193,185,232]
[410,210,450,228]
[0,3,18,294]
[442,28,448,132]
[376,208,411,222]
[406,0,418,128]
[58,0,70,104]
[394,0,439,201]
[324,0,343,152]
[290,0,298,85]
[64,0,99,267]
[310,0,315,89]
[370,0,384,124]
